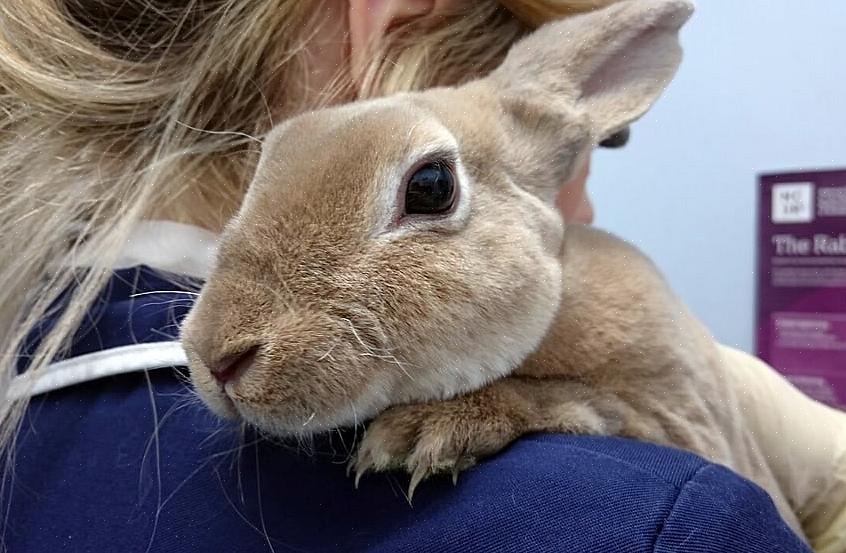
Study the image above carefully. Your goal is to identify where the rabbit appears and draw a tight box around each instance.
[180,0,846,543]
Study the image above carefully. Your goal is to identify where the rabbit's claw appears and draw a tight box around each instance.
[351,401,507,501]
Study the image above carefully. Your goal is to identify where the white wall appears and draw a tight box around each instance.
[589,0,846,352]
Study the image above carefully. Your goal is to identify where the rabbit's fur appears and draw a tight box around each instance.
[181,0,809,537]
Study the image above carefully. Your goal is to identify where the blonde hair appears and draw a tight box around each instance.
[0,0,618,456]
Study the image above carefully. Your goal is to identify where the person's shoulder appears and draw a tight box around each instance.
[434,434,811,553]
[9,382,810,552]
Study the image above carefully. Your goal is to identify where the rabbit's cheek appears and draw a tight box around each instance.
[378,243,563,405]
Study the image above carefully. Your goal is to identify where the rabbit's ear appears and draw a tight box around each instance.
[492,0,693,144]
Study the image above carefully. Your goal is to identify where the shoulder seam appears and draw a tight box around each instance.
[650,463,712,552]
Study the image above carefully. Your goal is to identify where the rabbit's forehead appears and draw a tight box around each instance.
[252,98,461,215]
[262,97,457,178]
[320,97,458,160]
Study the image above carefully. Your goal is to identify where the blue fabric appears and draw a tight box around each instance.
[19,266,198,371]
[4,267,811,552]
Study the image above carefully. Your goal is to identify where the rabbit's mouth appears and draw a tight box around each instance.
[182,314,399,437]
[194,362,392,437]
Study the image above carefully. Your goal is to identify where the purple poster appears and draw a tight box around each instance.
[757,169,846,409]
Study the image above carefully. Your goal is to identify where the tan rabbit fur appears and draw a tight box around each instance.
[181,0,812,537]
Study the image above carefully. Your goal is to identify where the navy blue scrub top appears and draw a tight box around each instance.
[4,265,810,552]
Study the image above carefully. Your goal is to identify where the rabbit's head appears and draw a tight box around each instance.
[181,0,693,436]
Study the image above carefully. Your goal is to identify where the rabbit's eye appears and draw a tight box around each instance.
[404,161,456,215]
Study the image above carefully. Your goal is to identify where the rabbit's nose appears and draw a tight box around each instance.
[210,346,258,385]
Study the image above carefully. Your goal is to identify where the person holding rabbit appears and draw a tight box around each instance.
[2,1,843,552]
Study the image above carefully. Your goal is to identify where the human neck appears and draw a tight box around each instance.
[144,162,246,233]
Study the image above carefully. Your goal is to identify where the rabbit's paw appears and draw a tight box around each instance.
[350,399,518,499]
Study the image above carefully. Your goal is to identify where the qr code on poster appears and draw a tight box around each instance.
[772,182,815,223]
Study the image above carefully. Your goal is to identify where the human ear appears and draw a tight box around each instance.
[348,0,463,81]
